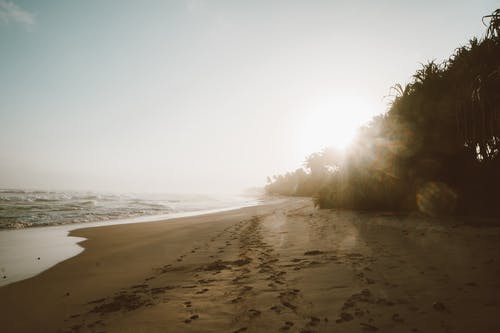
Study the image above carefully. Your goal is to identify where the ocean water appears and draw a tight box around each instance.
[0,189,259,229]
[0,189,263,286]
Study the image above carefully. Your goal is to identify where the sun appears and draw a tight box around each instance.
[297,96,377,156]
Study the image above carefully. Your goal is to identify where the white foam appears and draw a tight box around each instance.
[0,203,259,287]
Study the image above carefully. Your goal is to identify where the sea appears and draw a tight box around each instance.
[0,189,260,229]
[0,188,262,286]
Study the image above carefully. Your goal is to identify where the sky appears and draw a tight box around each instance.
[0,0,498,194]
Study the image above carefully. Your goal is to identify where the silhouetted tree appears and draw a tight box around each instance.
[266,9,500,217]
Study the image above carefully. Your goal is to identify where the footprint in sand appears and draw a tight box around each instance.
[248,309,261,318]
[270,305,282,313]
[281,301,297,311]
[307,316,321,327]
[230,296,243,304]
[304,250,324,256]
[365,278,376,284]
[195,288,209,294]
[280,321,294,331]
[241,285,253,293]
[183,314,200,323]
[360,322,379,331]
[391,313,404,323]
[336,312,354,323]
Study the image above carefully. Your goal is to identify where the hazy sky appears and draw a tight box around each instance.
[0,0,498,193]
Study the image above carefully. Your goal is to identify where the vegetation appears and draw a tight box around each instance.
[266,10,500,217]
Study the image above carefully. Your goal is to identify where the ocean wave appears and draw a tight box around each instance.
[0,189,255,229]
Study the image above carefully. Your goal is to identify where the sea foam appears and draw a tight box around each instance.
[0,189,258,229]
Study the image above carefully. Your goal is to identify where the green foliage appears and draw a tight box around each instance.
[266,10,500,217]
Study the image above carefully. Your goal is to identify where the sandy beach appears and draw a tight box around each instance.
[1,197,500,333]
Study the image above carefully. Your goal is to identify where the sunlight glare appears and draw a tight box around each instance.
[298,96,377,156]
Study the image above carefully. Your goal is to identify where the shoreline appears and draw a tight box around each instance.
[1,197,500,332]
[0,199,267,287]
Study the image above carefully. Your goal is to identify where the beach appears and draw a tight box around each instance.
[1,197,500,333]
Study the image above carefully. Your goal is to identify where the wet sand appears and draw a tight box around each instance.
[1,197,500,332]
[0,204,259,287]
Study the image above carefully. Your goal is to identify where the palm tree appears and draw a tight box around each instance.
[483,9,500,39]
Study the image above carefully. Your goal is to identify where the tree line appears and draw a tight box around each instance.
[266,10,500,217]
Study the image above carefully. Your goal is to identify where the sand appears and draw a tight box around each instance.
[1,197,500,332]
[0,204,260,287]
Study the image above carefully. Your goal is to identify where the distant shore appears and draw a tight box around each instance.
[1,197,500,332]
